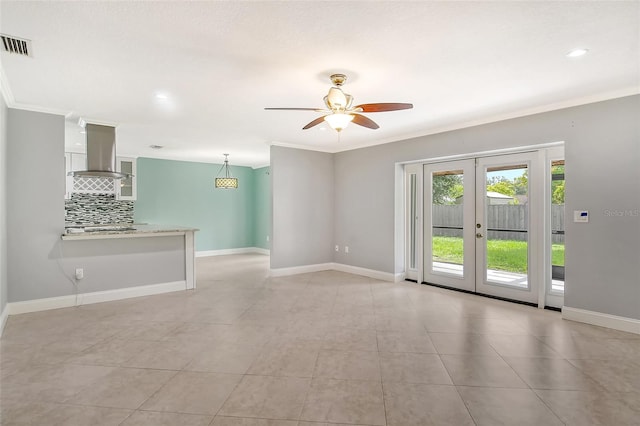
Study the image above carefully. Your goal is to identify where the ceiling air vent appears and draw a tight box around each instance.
[0,34,33,57]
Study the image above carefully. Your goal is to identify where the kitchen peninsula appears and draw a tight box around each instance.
[41,225,199,312]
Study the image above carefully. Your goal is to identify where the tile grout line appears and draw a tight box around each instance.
[297,272,341,423]
[436,345,479,426]
[371,282,389,426]
[205,370,248,422]
[131,367,182,412]
[489,341,568,425]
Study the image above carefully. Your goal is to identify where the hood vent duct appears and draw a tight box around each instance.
[68,124,131,179]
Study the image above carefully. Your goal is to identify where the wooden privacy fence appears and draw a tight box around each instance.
[432,204,565,243]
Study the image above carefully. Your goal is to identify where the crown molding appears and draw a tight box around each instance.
[252,164,270,170]
[268,140,335,153]
[267,88,640,156]
[331,86,640,154]
[0,63,72,116]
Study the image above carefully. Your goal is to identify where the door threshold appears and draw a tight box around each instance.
[421,281,538,308]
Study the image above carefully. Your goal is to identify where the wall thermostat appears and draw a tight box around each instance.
[574,210,589,223]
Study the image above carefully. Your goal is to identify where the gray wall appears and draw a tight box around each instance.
[7,109,67,302]
[271,146,334,269]
[0,95,7,316]
[332,95,639,320]
[6,109,187,303]
[563,96,640,319]
[59,236,185,294]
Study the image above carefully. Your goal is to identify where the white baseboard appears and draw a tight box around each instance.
[196,247,270,257]
[562,306,640,335]
[394,272,407,283]
[270,263,334,277]
[7,281,187,316]
[332,263,398,282]
[252,247,270,256]
[270,262,398,283]
[0,303,8,337]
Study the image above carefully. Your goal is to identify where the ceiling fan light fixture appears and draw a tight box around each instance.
[265,73,412,133]
[324,113,354,132]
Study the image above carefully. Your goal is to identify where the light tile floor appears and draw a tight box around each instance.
[1,254,639,425]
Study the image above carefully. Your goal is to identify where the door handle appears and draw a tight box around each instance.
[476,233,483,238]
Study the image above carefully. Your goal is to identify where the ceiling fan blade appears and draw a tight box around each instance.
[264,107,322,111]
[351,114,380,129]
[353,103,413,112]
[302,116,327,130]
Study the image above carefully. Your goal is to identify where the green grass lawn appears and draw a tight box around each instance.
[432,236,564,274]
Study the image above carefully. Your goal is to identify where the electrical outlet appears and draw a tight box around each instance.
[75,268,84,280]
[345,246,349,253]
[335,245,339,252]
[266,235,270,242]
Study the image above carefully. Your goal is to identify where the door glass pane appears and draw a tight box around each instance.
[432,170,464,277]
[485,164,529,288]
[551,160,565,293]
[409,174,417,269]
[120,161,133,197]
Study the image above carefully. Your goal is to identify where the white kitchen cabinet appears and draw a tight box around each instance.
[65,152,89,199]
[116,157,137,200]
[65,153,136,200]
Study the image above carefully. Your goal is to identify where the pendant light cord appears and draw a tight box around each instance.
[215,154,234,179]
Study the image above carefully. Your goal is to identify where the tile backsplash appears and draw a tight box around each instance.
[65,193,134,225]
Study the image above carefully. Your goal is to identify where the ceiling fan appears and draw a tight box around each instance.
[265,74,413,132]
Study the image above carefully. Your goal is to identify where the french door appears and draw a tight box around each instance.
[421,152,542,304]
[423,160,476,291]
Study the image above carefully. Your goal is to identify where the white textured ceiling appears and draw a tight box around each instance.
[1,1,638,167]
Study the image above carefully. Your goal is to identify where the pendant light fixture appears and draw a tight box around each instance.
[215,154,238,189]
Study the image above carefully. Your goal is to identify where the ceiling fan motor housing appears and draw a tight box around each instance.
[330,73,347,86]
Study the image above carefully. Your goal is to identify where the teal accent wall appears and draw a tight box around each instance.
[252,166,271,250]
[134,158,269,252]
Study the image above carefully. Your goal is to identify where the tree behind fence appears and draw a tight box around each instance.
[432,205,565,243]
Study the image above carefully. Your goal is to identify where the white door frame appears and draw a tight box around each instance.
[544,146,565,309]
[400,142,564,308]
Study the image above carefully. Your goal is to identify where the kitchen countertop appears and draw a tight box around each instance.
[61,224,198,240]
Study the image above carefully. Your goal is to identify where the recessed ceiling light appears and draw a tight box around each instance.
[150,144,164,149]
[566,48,589,58]
[155,93,169,100]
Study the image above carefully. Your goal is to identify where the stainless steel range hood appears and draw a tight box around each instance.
[68,123,131,179]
